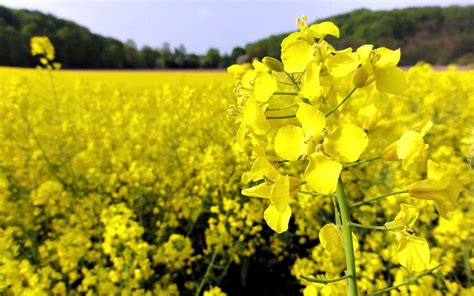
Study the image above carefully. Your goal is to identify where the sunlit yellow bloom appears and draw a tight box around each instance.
[325,52,360,78]
[386,204,430,272]
[227,63,252,78]
[356,45,407,94]
[273,103,367,193]
[408,160,463,219]
[242,97,270,135]
[240,157,301,233]
[30,36,55,61]
[383,120,432,169]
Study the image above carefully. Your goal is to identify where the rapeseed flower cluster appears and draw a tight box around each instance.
[228,16,470,295]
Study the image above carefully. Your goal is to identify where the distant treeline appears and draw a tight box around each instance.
[246,6,474,66]
[0,5,473,69]
[0,5,245,69]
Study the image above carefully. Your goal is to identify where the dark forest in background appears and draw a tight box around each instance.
[0,5,473,69]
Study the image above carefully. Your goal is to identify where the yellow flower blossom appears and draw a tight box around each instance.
[408,160,463,219]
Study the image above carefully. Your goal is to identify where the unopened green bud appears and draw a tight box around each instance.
[262,57,284,72]
[353,67,369,88]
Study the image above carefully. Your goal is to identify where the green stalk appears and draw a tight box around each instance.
[301,274,351,284]
[272,91,299,96]
[367,265,441,295]
[351,190,409,208]
[343,156,382,168]
[335,178,358,296]
[266,114,296,119]
[195,249,218,296]
[266,103,299,111]
[325,87,357,117]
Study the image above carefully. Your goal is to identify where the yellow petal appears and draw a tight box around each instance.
[324,124,368,163]
[319,223,344,258]
[236,123,248,151]
[375,47,401,68]
[309,22,340,38]
[356,44,373,61]
[281,40,313,73]
[296,103,325,141]
[434,199,457,220]
[274,125,307,161]
[252,59,270,72]
[241,70,256,89]
[304,152,342,194]
[397,130,425,170]
[325,52,360,78]
[243,97,270,135]
[407,179,447,200]
[299,62,321,99]
[281,31,304,51]
[264,203,292,234]
[410,120,433,136]
[427,159,451,186]
[254,72,277,103]
[386,204,418,230]
[374,67,406,95]
[270,175,290,212]
[244,156,280,183]
[396,235,430,272]
[227,63,251,78]
[241,183,272,199]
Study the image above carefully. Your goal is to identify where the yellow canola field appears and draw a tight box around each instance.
[0,65,472,295]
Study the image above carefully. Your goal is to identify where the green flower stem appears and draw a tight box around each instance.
[344,156,383,168]
[351,190,409,208]
[299,191,335,197]
[350,222,387,231]
[301,274,351,284]
[335,178,358,296]
[285,71,301,91]
[266,114,296,119]
[367,265,441,295]
[277,80,294,86]
[266,103,299,111]
[325,87,358,117]
[272,91,299,96]
[332,195,342,227]
[195,249,218,296]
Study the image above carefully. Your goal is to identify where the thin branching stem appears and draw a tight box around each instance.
[350,222,387,231]
[285,71,301,91]
[325,87,357,117]
[195,249,218,296]
[273,91,299,96]
[301,274,351,284]
[351,190,409,208]
[266,114,296,119]
[299,191,335,197]
[266,103,299,111]
[344,156,383,168]
[367,265,441,295]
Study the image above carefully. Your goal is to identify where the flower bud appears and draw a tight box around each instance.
[262,57,284,72]
[353,67,369,88]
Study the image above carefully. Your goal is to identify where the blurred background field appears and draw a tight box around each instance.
[0,64,473,295]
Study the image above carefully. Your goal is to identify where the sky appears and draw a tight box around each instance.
[1,0,473,54]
